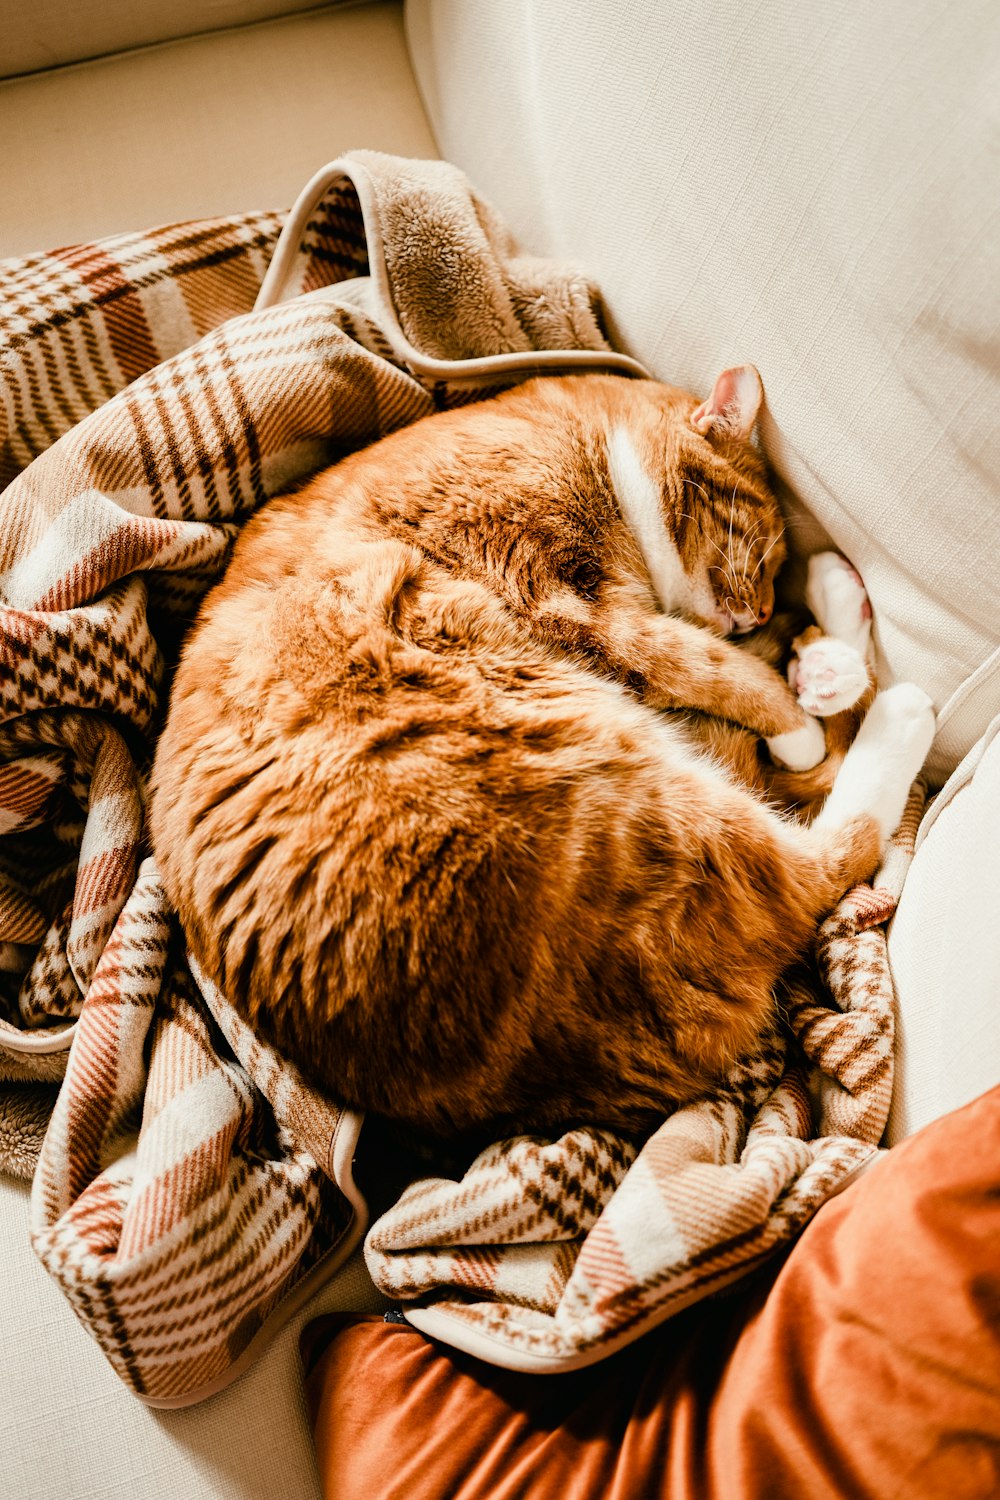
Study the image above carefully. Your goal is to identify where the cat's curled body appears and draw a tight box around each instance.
[151,370,934,1137]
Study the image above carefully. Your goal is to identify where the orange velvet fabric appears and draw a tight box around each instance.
[305,1088,1000,1499]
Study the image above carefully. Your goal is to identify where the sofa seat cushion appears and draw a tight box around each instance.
[0,1,437,258]
[2,0,361,79]
[406,0,1000,782]
[305,1086,1000,1500]
[0,1171,387,1500]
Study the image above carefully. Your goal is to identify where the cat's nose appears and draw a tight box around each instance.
[756,600,772,624]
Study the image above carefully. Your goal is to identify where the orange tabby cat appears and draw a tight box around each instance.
[150,369,934,1136]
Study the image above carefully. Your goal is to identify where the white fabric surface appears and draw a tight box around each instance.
[886,719,1000,1144]
[1,1172,387,1500]
[406,0,1000,784]
[0,1,437,257]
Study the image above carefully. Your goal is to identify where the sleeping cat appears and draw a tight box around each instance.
[150,368,934,1137]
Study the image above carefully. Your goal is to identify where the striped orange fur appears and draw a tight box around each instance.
[151,372,888,1137]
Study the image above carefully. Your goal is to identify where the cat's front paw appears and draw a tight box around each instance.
[766,716,827,771]
[790,636,870,717]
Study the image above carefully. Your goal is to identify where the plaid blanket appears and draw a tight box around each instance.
[0,149,920,1401]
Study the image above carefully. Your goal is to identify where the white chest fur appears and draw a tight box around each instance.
[605,424,688,614]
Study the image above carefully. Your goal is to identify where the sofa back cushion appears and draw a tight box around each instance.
[407,0,1000,781]
[2,1,357,79]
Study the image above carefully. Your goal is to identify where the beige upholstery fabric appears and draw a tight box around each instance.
[1,0,355,79]
[406,0,1000,784]
[0,2,437,257]
[886,719,1000,1145]
[0,1173,387,1500]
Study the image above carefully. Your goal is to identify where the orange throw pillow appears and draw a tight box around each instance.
[304,1087,1000,1499]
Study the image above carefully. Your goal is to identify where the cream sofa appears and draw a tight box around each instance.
[3,2,998,1496]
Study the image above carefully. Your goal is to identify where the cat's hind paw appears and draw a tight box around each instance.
[805,551,872,654]
[790,635,870,717]
[816,682,935,842]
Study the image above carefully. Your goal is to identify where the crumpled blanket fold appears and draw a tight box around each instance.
[0,149,919,1400]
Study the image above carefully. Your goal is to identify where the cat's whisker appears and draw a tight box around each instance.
[682,513,734,572]
[708,536,734,569]
[752,528,785,579]
[710,563,741,602]
[681,499,752,597]
[676,510,711,543]
[741,518,765,577]
[677,507,721,550]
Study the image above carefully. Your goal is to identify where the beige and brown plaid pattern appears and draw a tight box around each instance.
[0,213,286,491]
[365,789,924,1370]
[32,860,361,1402]
[0,151,649,1402]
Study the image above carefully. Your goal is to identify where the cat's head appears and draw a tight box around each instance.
[676,366,785,635]
[616,367,786,637]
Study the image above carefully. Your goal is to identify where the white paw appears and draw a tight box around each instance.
[805,552,872,654]
[867,681,936,764]
[790,636,870,716]
[766,715,827,771]
[816,683,935,841]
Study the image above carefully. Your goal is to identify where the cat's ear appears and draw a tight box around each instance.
[690,366,763,442]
